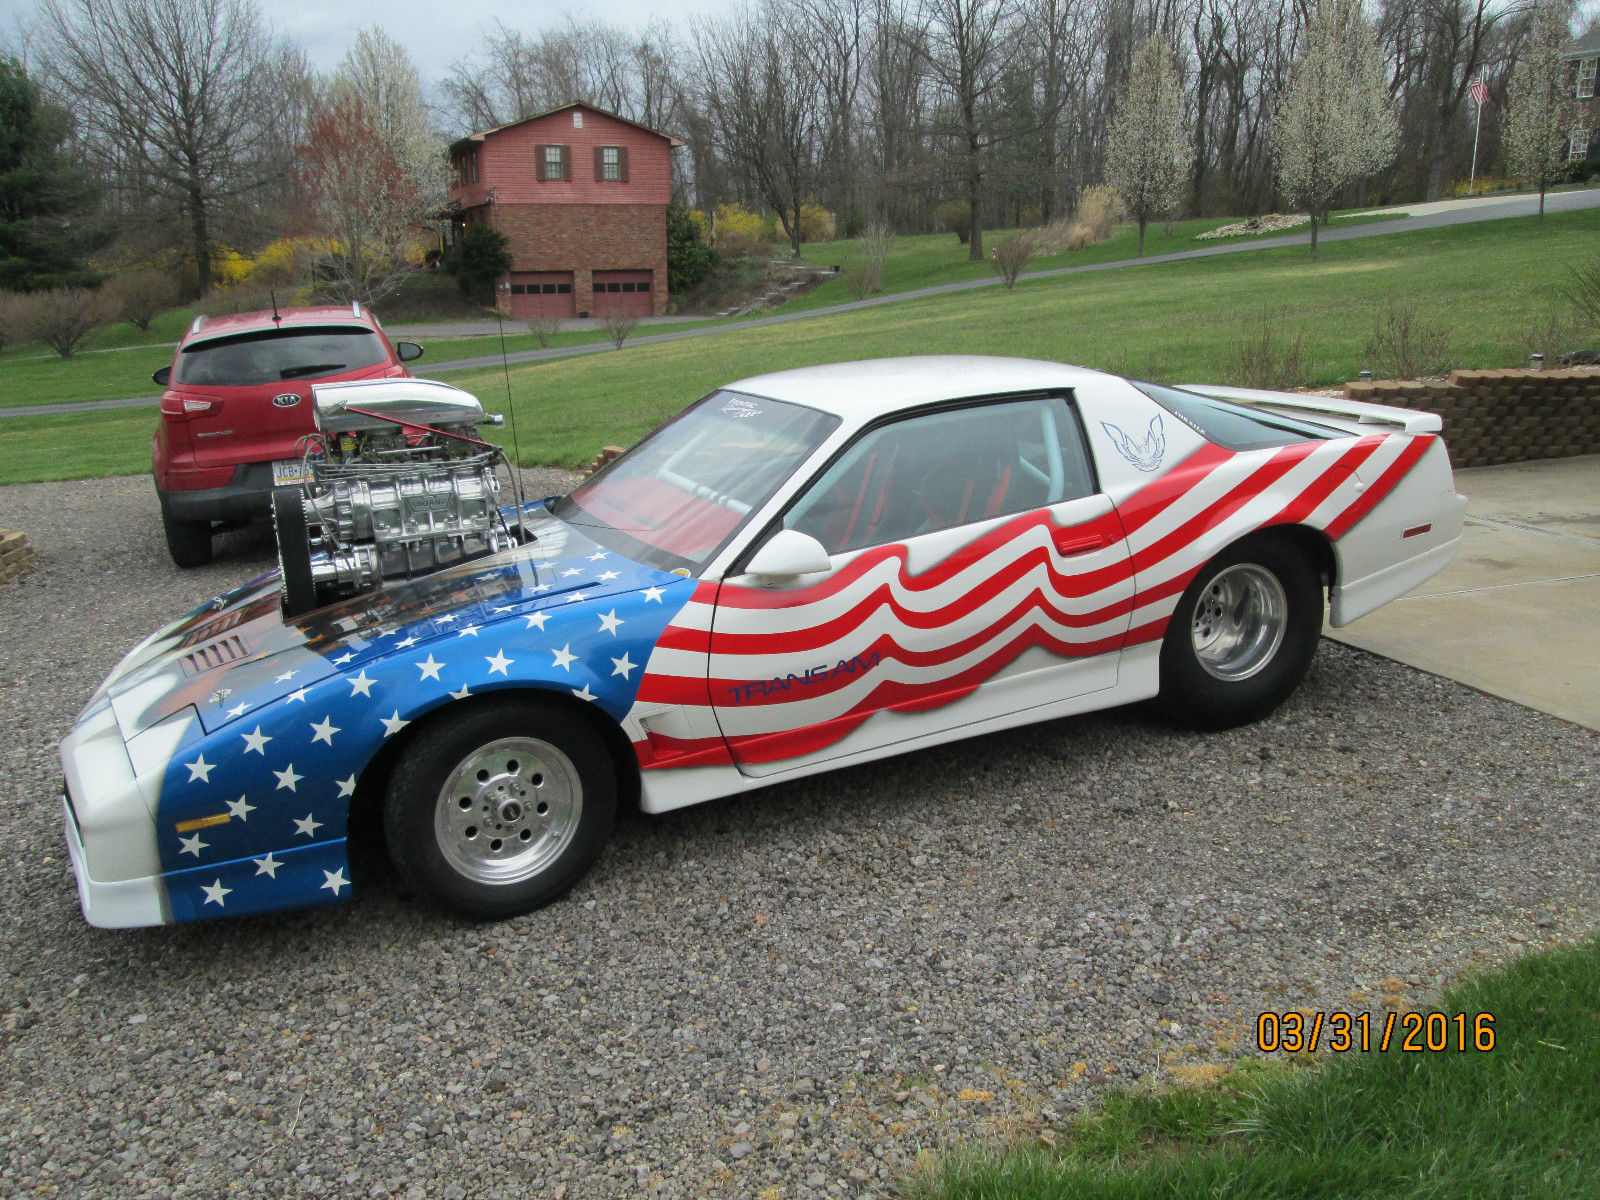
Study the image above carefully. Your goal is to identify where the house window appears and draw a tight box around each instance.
[1579,57,1597,100]
[541,144,569,181]
[1570,128,1592,163]
[601,146,622,181]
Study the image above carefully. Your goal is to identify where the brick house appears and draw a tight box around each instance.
[1565,26,1600,166]
[447,103,684,319]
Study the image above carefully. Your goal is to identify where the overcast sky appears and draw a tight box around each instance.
[0,0,738,85]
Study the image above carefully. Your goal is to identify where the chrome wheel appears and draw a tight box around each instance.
[434,736,582,886]
[1190,563,1287,681]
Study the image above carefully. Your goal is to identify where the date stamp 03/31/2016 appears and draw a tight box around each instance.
[1256,1011,1497,1054]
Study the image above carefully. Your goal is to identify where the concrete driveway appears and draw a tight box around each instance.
[1331,454,1600,731]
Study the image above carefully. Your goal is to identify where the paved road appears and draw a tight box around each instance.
[6,187,1597,421]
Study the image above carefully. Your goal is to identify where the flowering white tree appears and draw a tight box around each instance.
[1104,37,1191,256]
[296,28,444,304]
[1504,2,1579,220]
[1274,0,1397,255]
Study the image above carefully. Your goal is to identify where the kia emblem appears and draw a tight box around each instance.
[272,393,301,408]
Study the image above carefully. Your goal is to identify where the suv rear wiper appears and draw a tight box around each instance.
[278,363,344,380]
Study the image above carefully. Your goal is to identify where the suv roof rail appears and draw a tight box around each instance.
[189,315,207,335]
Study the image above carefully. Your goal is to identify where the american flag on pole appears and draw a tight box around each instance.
[1469,77,1488,107]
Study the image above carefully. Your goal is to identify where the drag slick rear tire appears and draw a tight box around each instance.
[384,698,616,920]
[1154,533,1323,730]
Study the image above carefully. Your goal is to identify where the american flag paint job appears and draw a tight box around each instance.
[623,430,1433,776]
[61,358,1462,927]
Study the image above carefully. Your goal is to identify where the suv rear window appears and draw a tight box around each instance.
[1132,381,1339,450]
[175,327,389,386]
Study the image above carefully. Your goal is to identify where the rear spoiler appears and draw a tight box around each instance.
[1179,384,1443,435]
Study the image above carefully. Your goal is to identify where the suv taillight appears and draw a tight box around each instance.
[160,397,220,418]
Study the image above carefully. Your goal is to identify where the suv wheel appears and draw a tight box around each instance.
[161,506,213,568]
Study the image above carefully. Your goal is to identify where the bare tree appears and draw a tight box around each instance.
[1105,36,1191,254]
[692,4,825,255]
[1503,2,1579,219]
[1275,0,1398,254]
[918,0,1020,261]
[39,0,307,293]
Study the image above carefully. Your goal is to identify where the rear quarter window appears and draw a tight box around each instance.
[1133,381,1340,450]
[176,327,389,386]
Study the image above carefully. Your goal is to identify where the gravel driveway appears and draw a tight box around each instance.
[3,474,1597,1200]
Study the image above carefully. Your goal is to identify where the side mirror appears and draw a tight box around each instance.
[152,365,172,386]
[745,530,831,582]
[396,341,424,362]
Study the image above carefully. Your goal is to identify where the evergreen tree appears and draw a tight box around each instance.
[0,57,104,291]
[453,223,512,305]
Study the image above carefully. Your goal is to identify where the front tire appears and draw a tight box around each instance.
[384,699,616,919]
[1154,534,1323,729]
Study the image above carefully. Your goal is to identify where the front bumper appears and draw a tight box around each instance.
[157,461,281,523]
[62,793,168,928]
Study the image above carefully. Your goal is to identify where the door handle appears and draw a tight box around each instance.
[1053,530,1110,556]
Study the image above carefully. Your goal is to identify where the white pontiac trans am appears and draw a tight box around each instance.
[60,357,1465,927]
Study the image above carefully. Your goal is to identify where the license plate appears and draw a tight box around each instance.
[271,459,312,487]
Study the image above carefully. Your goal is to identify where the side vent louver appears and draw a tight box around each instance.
[181,634,248,675]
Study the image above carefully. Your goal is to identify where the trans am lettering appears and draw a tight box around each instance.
[725,650,882,703]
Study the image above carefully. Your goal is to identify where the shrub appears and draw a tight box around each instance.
[796,202,836,242]
[1566,252,1600,333]
[1364,299,1450,380]
[667,204,719,295]
[527,316,560,347]
[992,232,1036,289]
[714,202,778,245]
[0,286,117,358]
[1523,308,1590,364]
[1069,185,1122,249]
[1232,311,1307,390]
[935,199,972,244]
[601,313,639,349]
[850,222,895,298]
[454,224,513,305]
[843,262,881,299]
[105,269,180,331]
[713,228,774,260]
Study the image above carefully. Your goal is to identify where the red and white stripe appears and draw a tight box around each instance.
[628,431,1432,769]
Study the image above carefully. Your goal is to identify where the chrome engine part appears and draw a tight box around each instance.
[273,379,520,616]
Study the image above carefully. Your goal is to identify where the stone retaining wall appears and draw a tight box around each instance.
[1344,368,1600,469]
[0,530,37,586]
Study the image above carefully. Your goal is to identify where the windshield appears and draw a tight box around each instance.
[554,390,840,573]
[1133,381,1339,450]
[176,327,390,386]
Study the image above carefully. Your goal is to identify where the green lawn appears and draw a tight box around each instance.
[1,209,1593,484]
[907,936,1600,1199]
[785,209,1399,312]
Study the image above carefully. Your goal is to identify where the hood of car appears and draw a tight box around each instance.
[95,507,687,741]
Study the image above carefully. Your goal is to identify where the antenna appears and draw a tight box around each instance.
[494,300,529,523]
[270,289,282,324]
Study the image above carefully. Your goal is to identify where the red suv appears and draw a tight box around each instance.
[151,304,424,566]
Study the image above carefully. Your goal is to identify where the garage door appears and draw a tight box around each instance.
[590,270,655,317]
[508,272,574,319]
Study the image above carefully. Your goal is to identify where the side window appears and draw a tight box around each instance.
[783,395,1094,556]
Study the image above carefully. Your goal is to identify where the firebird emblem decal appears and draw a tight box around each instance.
[1100,415,1166,472]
